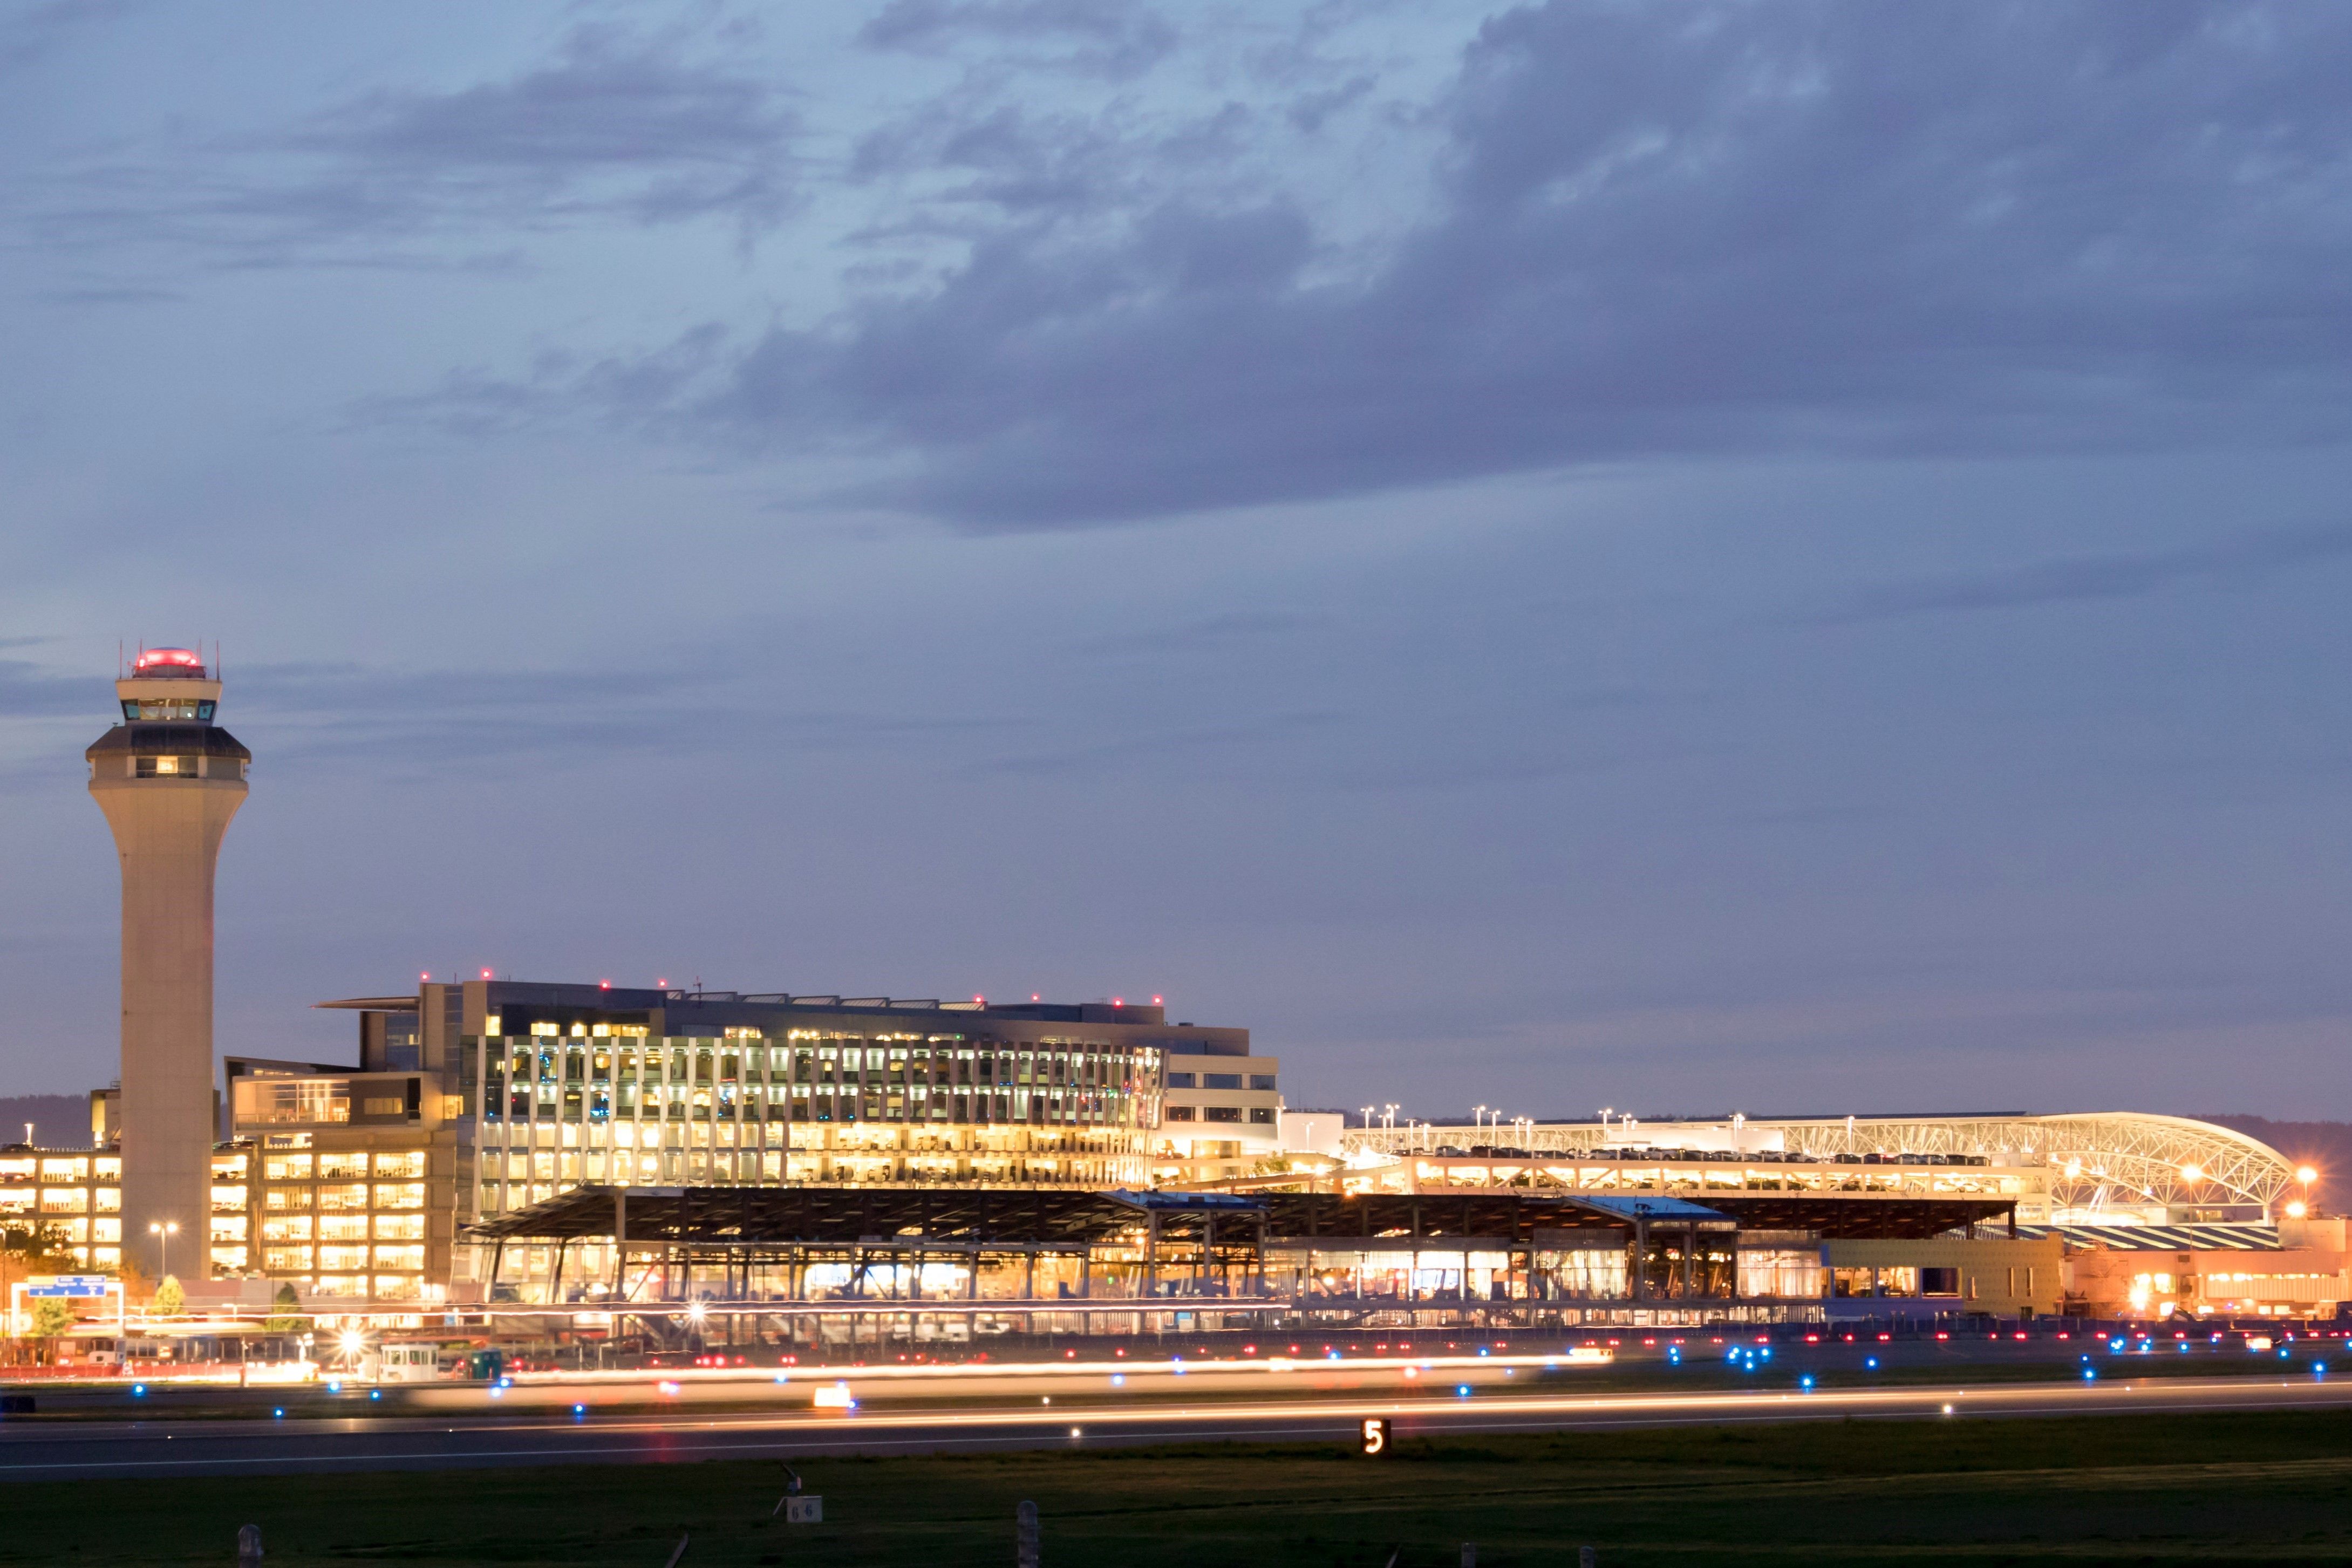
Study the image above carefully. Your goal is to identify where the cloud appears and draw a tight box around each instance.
[213,656,1025,776]
[1820,521,2352,623]
[1078,608,1313,655]
[29,25,796,268]
[857,1,1178,78]
[0,659,101,718]
[281,30,797,228]
[690,1,2352,530]
[0,0,139,77]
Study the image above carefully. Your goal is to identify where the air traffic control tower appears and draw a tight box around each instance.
[86,648,249,1278]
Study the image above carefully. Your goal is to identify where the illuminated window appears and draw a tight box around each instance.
[134,755,203,777]
[317,1182,370,1211]
[237,1080,349,1125]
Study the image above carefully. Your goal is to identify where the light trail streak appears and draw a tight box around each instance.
[5,1375,2350,1478]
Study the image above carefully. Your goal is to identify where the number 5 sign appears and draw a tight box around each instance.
[1360,1417,1392,1456]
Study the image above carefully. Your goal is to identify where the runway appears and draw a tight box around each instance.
[3,1373,2348,1480]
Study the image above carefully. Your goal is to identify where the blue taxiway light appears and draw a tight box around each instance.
[1457,1385,1471,1397]
[131,1383,146,1396]
[272,1408,284,1418]
[1865,1357,1879,1369]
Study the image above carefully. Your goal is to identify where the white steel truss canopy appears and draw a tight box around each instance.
[1346,1113,2295,1221]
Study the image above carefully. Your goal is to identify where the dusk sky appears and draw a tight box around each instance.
[3,2,2348,1121]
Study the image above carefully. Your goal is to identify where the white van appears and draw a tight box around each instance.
[362,1344,445,1383]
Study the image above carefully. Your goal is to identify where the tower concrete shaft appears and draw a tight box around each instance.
[86,648,248,1280]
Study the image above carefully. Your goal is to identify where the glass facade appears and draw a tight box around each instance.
[458,1024,1160,1222]
[241,1135,439,1300]
[0,1152,125,1267]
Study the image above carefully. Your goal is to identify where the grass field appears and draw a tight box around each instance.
[4,1409,2350,1566]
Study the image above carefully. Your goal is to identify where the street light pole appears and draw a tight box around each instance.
[148,1219,179,1286]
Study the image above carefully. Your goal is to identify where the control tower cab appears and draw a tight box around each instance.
[86,647,250,1279]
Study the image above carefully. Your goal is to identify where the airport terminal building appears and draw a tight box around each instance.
[208,978,1272,1302]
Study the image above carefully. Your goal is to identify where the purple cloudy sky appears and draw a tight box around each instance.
[2,1,2348,1120]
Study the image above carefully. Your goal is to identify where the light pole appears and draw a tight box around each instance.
[2293,1165,2319,1219]
[148,1219,179,1284]
[1360,1105,1375,1131]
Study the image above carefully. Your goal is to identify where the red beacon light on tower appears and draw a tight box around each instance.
[132,647,207,674]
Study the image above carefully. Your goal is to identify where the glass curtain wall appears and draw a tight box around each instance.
[462,1025,1159,1222]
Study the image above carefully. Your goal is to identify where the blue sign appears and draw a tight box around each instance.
[27,1276,112,1298]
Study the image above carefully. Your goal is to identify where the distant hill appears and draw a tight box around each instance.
[2200,1116,2351,1211]
[0,1094,93,1149]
